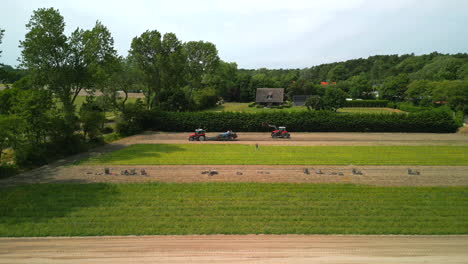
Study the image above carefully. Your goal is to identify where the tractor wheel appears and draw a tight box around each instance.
[189,137,194,141]
[286,133,291,139]
[271,133,277,138]
[199,136,206,141]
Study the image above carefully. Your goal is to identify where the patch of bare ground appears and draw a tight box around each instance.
[458,125,468,134]
[1,235,467,264]
[2,165,467,187]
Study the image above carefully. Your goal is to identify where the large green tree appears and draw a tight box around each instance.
[431,80,468,113]
[347,74,372,99]
[327,65,347,82]
[322,87,347,111]
[202,61,238,101]
[184,40,220,88]
[105,57,144,111]
[380,74,410,101]
[129,30,162,109]
[20,8,117,119]
[129,31,188,109]
[410,56,463,81]
[405,80,434,105]
[161,33,186,91]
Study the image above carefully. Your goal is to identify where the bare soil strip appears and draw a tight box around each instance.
[119,132,468,146]
[3,165,467,186]
[1,235,467,264]
[2,132,466,186]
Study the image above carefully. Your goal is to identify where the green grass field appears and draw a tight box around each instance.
[78,144,468,165]
[0,183,465,236]
[204,103,402,114]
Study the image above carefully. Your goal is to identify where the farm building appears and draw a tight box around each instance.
[292,95,311,106]
[255,88,284,106]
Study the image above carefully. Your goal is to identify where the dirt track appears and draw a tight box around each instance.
[2,132,467,186]
[1,235,467,264]
[3,165,468,186]
[120,131,468,146]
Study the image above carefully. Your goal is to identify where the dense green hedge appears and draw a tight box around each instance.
[132,110,458,133]
[344,100,390,107]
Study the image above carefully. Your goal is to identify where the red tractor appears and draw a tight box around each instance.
[188,129,207,141]
[266,124,290,138]
[188,129,238,141]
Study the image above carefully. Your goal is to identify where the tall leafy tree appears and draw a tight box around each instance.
[129,30,162,109]
[160,33,186,91]
[347,74,372,99]
[322,87,347,111]
[410,56,463,81]
[327,65,347,82]
[380,74,410,101]
[184,40,220,88]
[105,57,144,111]
[20,8,117,119]
[405,80,434,105]
[202,61,238,101]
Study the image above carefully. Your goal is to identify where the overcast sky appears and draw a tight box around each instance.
[1,0,467,69]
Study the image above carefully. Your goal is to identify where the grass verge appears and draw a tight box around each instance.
[78,144,468,165]
[0,183,466,236]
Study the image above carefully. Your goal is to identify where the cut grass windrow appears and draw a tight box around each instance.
[0,183,466,236]
[78,144,468,165]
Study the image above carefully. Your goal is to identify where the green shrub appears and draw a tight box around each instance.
[193,87,218,110]
[248,102,256,107]
[102,126,114,134]
[79,99,106,141]
[282,101,292,108]
[255,105,263,108]
[14,135,86,167]
[0,164,19,179]
[345,100,390,107]
[116,101,149,136]
[139,110,458,133]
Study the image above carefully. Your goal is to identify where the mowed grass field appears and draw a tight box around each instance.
[79,144,468,165]
[204,103,402,114]
[0,183,466,236]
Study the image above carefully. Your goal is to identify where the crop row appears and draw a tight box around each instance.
[0,183,466,236]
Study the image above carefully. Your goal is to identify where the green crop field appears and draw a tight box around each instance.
[0,183,465,236]
[78,144,468,165]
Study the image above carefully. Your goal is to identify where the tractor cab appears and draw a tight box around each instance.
[278,126,286,132]
[195,129,205,135]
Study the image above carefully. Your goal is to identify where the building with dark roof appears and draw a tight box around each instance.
[255,88,284,105]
